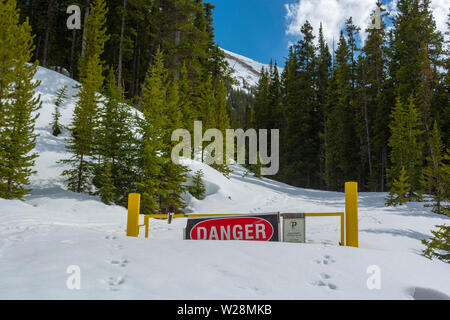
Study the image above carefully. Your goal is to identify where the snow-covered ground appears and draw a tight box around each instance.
[0,67,449,300]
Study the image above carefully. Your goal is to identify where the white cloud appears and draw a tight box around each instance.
[285,0,449,48]
[430,0,450,39]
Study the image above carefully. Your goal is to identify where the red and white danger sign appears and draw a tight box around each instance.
[185,213,280,242]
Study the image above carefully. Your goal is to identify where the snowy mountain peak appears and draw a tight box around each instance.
[222,48,282,91]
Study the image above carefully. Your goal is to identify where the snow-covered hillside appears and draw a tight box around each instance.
[0,67,449,300]
[223,48,282,91]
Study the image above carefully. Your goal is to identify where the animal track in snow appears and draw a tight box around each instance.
[109,259,129,267]
[312,273,338,290]
[106,276,126,291]
[313,255,336,265]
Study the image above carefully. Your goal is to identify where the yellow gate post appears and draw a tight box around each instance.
[127,193,141,237]
[345,182,358,247]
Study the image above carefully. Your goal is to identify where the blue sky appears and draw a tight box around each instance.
[210,0,296,67]
[209,0,448,68]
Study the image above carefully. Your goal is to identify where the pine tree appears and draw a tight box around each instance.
[317,23,332,188]
[93,67,137,206]
[386,167,411,206]
[325,31,358,191]
[281,21,321,188]
[0,0,41,199]
[267,61,283,131]
[387,95,424,199]
[197,76,216,130]
[254,67,270,131]
[137,47,188,214]
[421,121,447,214]
[444,150,450,214]
[212,79,232,176]
[245,152,264,179]
[188,170,206,200]
[161,78,188,214]
[137,47,167,214]
[51,85,68,136]
[345,17,361,89]
[422,225,450,263]
[389,0,444,134]
[362,1,389,191]
[178,63,195,133]
[97,161,115,205]
[61,0,109,194]
[436,9,450,148]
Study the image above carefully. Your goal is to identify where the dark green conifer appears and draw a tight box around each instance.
[422,225,450,262]
[421,121,448,214]
[51,86,68,136]
[387,96,424,200]
[188,170,206,200]
[0,0,41,199]
[61,0,109,193]
[386,167,411,206]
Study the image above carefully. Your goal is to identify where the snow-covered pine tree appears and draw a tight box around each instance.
[51,85,68,136]
[61,0,109,193]
[0,0,41,199]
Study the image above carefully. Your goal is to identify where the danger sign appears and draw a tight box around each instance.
[185,213,280,242]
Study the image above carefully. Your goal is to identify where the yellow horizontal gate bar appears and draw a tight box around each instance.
[127,182,357,247]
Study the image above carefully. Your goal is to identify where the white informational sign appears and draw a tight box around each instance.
[282,213,306,243]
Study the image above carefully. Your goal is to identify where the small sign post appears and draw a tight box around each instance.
[282,213,306,243]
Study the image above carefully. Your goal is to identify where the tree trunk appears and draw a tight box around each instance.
[81,6,90,60]
[117,0,127,91]
[173,4,181,80]
[77,154,85,194]
[363,86,373,177]
[42,0,56,68]
[70,30,77,78]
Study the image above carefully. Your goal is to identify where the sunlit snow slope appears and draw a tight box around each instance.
[0,66,449,300]
[222,48,283,91]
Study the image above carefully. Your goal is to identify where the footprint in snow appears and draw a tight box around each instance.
[109,259,128,267]
[105,235,117,240]
[313,255,336,265]
[106,276,126,291]
[312,273,338,290]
